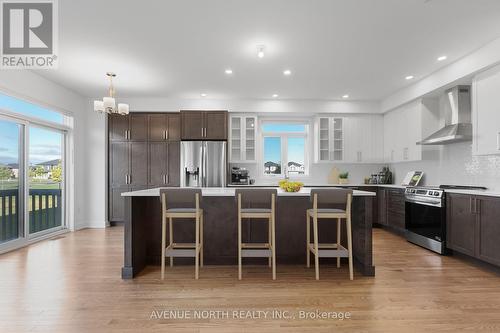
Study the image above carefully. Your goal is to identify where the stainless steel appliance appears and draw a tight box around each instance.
[417,85,472,145]
[231,167,250,185]
[405,187,446,254]
[180,141,226,187]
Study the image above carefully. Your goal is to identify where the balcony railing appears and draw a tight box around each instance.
[0,188,62,242]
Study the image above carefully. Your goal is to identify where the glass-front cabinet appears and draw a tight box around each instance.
[229,115,257,162]
[316,117,344,162]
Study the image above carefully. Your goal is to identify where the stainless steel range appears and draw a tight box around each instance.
[405,187,446,254]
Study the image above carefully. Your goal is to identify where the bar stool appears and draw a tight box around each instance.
[160,189,203,280]
[236,189,277,280]
[306,189,353,280]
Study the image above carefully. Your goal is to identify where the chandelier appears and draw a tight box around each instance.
[93,72,129,115]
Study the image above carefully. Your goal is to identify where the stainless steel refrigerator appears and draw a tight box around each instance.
[180,141,227,187]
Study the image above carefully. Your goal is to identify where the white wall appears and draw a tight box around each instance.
[0,71,105,230]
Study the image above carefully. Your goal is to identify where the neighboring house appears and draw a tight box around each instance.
[7,163,19,178]
[287,161,305,174]
[264,161,281,174]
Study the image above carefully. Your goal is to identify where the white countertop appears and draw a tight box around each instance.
[228,183,405,189]
[121,187,377,197]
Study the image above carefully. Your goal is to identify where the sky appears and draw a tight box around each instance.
[0,94,63,166]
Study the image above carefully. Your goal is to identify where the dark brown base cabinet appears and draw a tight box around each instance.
[108,113,181,223]
[375,188,405,233]
[447,193,500,267]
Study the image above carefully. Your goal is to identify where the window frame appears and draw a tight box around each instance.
[260,118,310,177]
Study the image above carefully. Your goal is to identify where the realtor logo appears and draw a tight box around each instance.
[1,0,58,69]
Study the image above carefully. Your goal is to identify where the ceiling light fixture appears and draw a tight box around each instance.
[272,94,278,98]
[93,72,129,115]
[405,75,414,80]
[437,55,447,61]
[283,69,292,76]
[257,45,265,58]
[342,94,349,99]
[200,93,207,97]
[225,69,233,74]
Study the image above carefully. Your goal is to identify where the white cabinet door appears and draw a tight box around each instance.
[473,65,500,155]
[370,115,384,163]
[229,116,242,162]
[229,115,257,162]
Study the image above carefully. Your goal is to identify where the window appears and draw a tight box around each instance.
[0,92,69,251]
[262,121,308,176]
[0,93,64,124]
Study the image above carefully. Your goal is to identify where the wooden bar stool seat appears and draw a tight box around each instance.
[160,189,204,280]
[306,189,354,280]
[236,189,277,280]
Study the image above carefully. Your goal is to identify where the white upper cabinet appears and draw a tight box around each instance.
[316,117,344,162]
[472,64,500,156]
[383,100,421,163]
[315,115,383,163]
[229,115,257,162]
[383,98,439,163]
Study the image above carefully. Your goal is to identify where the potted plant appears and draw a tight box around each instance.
[338,171,349,184]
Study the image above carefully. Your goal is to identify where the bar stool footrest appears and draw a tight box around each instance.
[308,243,349,258]
[241,249,272,258]
[165,248,196,257]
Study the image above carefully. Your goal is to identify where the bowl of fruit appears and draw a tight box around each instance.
[278,180,304,192]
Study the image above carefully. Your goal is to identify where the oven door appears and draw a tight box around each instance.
[405,200,445,242]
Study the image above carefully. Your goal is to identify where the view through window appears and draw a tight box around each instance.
[262,122,307,175]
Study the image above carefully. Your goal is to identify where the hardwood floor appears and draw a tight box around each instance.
[1,227,499,333]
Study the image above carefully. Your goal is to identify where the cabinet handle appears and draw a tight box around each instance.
[166,174,169,184]
[469,197,473,213]
[201,128,204,137]
[497,132,500,150]
[128,174,131,184]
[165,130,168,140]
[204,128,207,137]
[125,174,128,184]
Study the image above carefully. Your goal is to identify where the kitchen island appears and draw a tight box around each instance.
[121,187,376,279]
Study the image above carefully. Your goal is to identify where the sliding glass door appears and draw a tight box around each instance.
[28,126,64,235]
[0,118,23,244]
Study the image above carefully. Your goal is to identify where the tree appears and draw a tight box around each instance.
[0,166,13,180]
[29,166,46,179]
[50,163,62,183]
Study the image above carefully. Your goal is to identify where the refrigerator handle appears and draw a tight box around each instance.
[202,143,207,187]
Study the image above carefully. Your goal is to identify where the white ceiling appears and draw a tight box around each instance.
[35,0,500,101]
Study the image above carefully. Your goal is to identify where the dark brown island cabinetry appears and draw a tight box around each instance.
[108,113,181,223]
[447,193,500,267]
[181,110,227,140]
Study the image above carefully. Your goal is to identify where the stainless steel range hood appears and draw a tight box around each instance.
[417,85,472,145]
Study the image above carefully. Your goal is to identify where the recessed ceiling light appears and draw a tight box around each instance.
[257,45,265,58]
[342,94,349,99]
[272,94,279,98]
[283,69,292,76]
[225,69,233,74]
[405,75,414,80]
[437,55,447,61]
[200,93,207,97]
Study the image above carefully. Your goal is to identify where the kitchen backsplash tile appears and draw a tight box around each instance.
[233,142,500,191]
[390,142,500,191]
